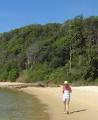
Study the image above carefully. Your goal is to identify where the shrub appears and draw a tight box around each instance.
[21,63,51,83]
[48,67,66,84]
[7,68,19,82]
[0,71,8,81]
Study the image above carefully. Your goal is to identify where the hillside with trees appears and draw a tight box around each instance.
[0,16,98,84]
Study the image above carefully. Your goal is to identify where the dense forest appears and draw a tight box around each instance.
[0,16,98,84]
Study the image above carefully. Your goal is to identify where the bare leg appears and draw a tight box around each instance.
[63,100,66,113]
[66,100,70,114]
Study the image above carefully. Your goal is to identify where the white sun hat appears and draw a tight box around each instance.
[64,81,68,84]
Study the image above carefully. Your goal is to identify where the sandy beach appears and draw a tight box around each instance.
[0,82,98,120]
[21,86,98,120]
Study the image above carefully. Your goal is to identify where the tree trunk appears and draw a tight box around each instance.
[69,47,72,73]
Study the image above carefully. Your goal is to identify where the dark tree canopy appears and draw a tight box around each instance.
[0,16,98,84]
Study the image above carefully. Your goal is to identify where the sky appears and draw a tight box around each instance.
[0,0,98,32]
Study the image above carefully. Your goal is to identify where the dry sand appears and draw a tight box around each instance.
[0,82,98,120]
[0,82,25,87]
[21,86,98,120]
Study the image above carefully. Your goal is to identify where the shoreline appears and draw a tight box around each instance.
[20,86,98,120]
[0,82,98,120]
[0,82,50,120]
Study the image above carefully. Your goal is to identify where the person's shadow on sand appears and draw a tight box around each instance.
[70,109,87,114]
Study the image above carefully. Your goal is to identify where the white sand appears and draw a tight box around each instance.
[0,82,25,87]
[21,86,98,120]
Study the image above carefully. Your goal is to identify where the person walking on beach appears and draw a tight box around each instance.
[62,81,72,114]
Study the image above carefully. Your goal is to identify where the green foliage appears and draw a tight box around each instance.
[21,63,51,83]
[52,37,66,48]
[0,71,8,81]
[7,37,25,54]
[0,16,98,84]
[48,67,66,84]
[7,68,19,82]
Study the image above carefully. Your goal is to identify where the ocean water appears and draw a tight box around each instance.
[0,88,48,120]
